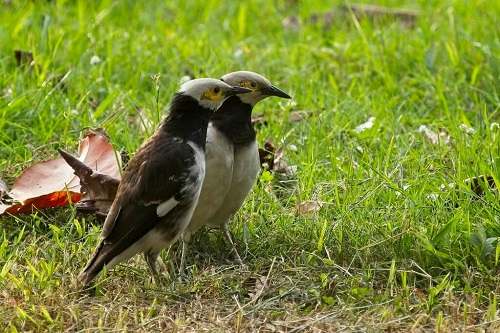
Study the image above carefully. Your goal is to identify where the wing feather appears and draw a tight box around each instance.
[80,136,201,285]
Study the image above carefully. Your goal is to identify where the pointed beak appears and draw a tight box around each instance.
[225,86,252,97]
[261,85,292,99]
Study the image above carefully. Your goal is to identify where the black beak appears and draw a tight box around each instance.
[261,85,292,99]
[225,86,252,96]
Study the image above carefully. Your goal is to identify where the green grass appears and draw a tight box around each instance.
[1,0,499,331]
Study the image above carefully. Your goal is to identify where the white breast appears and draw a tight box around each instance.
[205,140,260,228]
[185,124,234,237]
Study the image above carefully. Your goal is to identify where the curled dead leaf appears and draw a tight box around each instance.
[259,140,276,170]
[309,11,335,29]
[59,149,120,218]
[0,129,121,216]
[274,147,296,176]
[288,110,311,123]
[341,3,419,28]
[258,140,297,176]
[251,114,267,128]
[307,4,418,30]
[296,200,322,215]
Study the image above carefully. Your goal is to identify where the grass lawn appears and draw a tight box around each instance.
[1,0,499,331]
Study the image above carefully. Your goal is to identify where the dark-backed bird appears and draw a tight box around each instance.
[79,78,251,286]
[180,71,291,271]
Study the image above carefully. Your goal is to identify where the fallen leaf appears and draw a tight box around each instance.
[465,175,496,196]
[307,4,418,30]
[249,275,268,302]
[341,3,419,28]
[251,114,267,127]
[259,140,276,170]
[59,149,120,218]
[14,50,34,67]
[295,200,322,215]
[0,192,81,215]
[288,110,311,123]
[274,147,296,176]
[308,11,335,29]
[0,129,121,216]
[258,140,297,176]
[354,116,375,133]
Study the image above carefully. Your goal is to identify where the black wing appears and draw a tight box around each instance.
[80,135,199,284]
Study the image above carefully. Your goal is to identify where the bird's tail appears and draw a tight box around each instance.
[79,241,109,287]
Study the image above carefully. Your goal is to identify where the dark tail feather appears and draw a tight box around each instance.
[79,241,108,287]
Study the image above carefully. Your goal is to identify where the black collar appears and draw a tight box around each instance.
[210,95,255,145]
[159,93,212,148]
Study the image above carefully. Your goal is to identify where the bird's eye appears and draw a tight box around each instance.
[250,82,257,88]
[213,87,220,94]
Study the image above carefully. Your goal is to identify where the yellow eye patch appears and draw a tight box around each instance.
[201,88,223,101]
[239,80,257,90]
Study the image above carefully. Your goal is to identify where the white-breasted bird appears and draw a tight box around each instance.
[180,71,291,270]
[79,78,251,286]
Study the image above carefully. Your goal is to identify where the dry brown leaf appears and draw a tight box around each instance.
[274,147,296,176]
[251,114,267,127]
[0,129,121,216]
[258,140,297,176]
[0,192,81,216]
[308,4,418,30]
[295,200,322,215]
[341,3,419,27]
[288,110,310,123]
[59,149,120,218]
[309,11,335,29]
[259,140,276,170]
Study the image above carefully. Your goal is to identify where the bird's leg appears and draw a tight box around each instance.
[178,240,188,280]
[223,224,243,266]
[144,251,162,285]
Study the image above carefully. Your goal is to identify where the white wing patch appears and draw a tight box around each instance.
[156,197,179,217]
